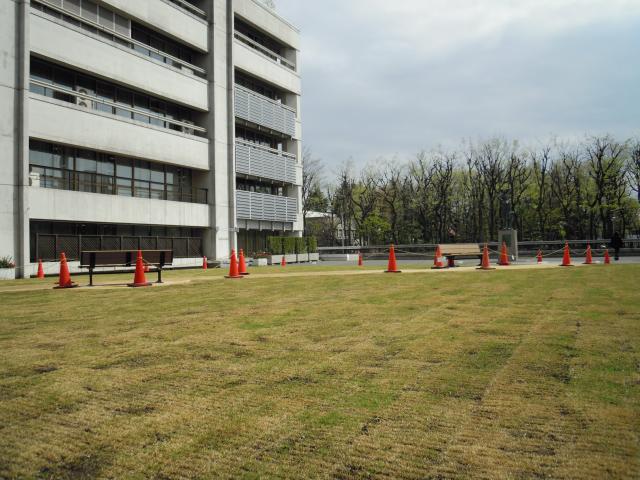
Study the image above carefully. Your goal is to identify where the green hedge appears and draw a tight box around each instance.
[307,236,318,253]
[295,237,307,254]
[266,236,318,254]
[267,236,283,255]
[283,237,297,255]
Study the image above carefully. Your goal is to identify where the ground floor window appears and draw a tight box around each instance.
[30,221,203,261]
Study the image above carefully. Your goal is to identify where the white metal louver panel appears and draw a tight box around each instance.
[235,143,251,176]
[235,141,300,185]
[236,190,252,219]
[236,191,298,222]
[235,85,297,137]
[285,110,296,137]
[234,88,250,121]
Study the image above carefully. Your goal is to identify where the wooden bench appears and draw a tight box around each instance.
[80,250,173,286]
[438,244,482,268]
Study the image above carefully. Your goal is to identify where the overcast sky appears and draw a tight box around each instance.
[274,0,640,171]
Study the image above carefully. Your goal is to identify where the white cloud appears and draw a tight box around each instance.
[276,0,640,167]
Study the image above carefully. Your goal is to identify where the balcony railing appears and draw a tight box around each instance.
[234,30,296,71]
[33,0,206,78]
[234,85,296,137]
[166,0,207,20]
[236,190,298,223]
[30,80,207,137]
[235,140,298,185]
[30,166,208,205]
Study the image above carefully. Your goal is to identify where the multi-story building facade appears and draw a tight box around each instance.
[1,0,302,278]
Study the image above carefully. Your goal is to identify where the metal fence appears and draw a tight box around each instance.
[318,239,640,258]
[34,234,203,261]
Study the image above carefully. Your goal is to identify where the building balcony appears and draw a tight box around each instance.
[29,93,209,171]
[233,30,296,72]
[99,0,208,52]
[235,140,300,185]
[29,186,210,228]
[233,0,300,53]
[234,41,301,98]
[30,8,208,110]
[234,85,296,138]
[236,190,297,223]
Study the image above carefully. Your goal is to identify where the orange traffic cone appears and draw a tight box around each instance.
[498,241,510,266]
[238,249,249,276]
[358,252,363,266]
[203,256,208,270]
[385,244,401,273]
[604,249,611,265]
[281,255,286,267]
[560,242,573,267]
[128,250,152,287]
[226,249,242,279]
[431,245,446,269]
[536,249,543,264]
[54,252,78,289]
[477,244,495,270]
[583,245,593,265]
[37,259,45,279]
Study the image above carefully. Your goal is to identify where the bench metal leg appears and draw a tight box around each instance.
[89,268,94,287]
[156,268,163,284]
[447,257,456,268]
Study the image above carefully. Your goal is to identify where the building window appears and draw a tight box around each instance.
[29,140,206,204]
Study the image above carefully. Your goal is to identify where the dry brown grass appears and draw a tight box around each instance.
[0,265,638,479]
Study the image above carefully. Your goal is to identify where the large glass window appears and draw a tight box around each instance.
[29,140,206,203]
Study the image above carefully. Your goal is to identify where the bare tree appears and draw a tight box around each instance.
[531,145,552,239]
[585,136,627,238]
[432,152,455,242]
[409,151,436,242]
[377,161,405,244]
[352,166,380,245]
[302,147,325,231]
[628,140,640,202]
[476,138,509,239]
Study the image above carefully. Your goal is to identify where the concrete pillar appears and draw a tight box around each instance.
[0,0,30,278]
[203,0,236,261]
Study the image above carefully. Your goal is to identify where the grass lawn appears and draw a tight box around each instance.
[0,265,638,479]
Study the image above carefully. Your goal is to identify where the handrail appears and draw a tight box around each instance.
[30,79,207,135]
[235,138,297,159]
[166,0,207,19]
[317,239,640,252]
[31,166,208,204]
[33,0,206,77]
[235,84,296,113]
[233,30,296,71]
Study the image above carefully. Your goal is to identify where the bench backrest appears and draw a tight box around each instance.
[80,250,173,268]
[439,243,481,256]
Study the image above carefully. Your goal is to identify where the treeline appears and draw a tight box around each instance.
[303,135,640,246]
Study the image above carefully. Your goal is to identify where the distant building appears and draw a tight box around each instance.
[1,0,302,278]
[306,211,358,247]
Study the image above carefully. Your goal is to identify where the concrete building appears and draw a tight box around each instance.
[1,0,302,278]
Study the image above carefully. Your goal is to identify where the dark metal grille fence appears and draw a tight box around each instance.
[34,234,203,261]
